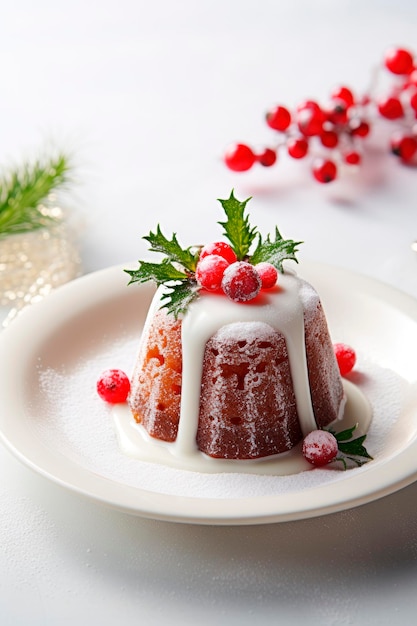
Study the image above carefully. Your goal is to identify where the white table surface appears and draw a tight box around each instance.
[1,1,417,623]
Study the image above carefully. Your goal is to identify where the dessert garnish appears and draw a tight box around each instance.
[125,190,302,318]
[302,425,373,469]
[97,369,130,403]
[333,343,357,376]
[302,430,339,466]
[302,343,371,469]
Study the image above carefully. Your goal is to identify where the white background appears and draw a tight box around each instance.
[1,1,417,623]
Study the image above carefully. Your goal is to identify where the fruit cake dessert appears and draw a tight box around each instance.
[124,191,345,461]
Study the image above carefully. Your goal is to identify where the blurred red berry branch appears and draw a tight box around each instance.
[224,47,417,184]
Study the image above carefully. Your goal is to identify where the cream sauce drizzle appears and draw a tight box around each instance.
[113,380,365,475]
[165,272,318,457]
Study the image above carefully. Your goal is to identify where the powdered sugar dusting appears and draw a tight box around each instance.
[299,279,320,324]
[302,430,338,465]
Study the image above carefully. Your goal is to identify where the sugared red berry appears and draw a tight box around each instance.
[384,47,414,75]
[296,99,322,113]
[312,158,337,183]
[257,148,277,167]
[409,91,417,112]
[344,151,361,165]
[320,129,339,148]
[407,69,417,88]
[349,119,370,138]
[377,96,404,120]
[199,241,237,264]
[97,369,130,403]
[390,132,417,162]
[333,343,356,376]
[302,430,339,467]
[325,99,349,125]
[255,262,278,289]
[266,105,291,131]
[297,106,325,136]
[287,136,309,159]
[221,261,261,302]
[224,143,256,172]
[330,85,355,108]
[196,254,229,291]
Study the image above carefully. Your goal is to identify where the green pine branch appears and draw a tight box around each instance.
[0,153,71,239]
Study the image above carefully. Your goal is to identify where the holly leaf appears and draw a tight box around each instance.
[160,280,200,319]
[332,425,357,442]
[217,190,258,260]
[125,259,188,286]
[337,435,373,460]
[144,225,198,272]
[250,227,302,271]
[334,455,370,470]
[328,423,373,468]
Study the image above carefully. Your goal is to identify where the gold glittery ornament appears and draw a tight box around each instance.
[0,153,81,327]
[0,205,81,327]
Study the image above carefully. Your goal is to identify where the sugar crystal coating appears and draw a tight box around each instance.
[221,261,262,302]
[302,430,338,466]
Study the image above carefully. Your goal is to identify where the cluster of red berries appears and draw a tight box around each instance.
[224,46,417,183]
[195,241,277,302]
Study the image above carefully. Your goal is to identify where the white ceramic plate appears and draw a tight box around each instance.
[1,261,417,525]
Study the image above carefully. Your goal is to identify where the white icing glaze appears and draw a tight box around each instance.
[176,272,317,456]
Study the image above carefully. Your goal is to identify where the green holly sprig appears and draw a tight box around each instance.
[329,424,373,469]
[125,190,302,318]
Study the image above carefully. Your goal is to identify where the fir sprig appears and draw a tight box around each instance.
[329,424,373,469]
[0,153,71,239]
[126,191,302,317]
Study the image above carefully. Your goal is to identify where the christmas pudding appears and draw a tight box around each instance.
[125,192,345,461]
